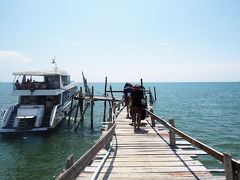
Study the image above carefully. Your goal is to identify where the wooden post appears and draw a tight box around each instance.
[110,85,114,107]
[150,108,155,127]
[140,78,143,87]
[169,117,176,147]
[103,77,107,122]
[91,86,94,129]
[154,87,157,101]
[149,88,154,104]
[108,107,112,122]
[66,154,74,170]
[113,102,116,114]
[74,99,80,123]
[68,95,74,126]
[75,103,89,131]
[223,153,234,180]
[80,87,84,121]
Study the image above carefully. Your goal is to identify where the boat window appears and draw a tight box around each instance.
[45,76,60,89]
[20,95,60,106]
[61,75,70,86]
[62,87,77,103]
[20,96,46,105]
[14,75,60,90]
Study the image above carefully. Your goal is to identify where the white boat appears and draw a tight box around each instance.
[0,69,78,133]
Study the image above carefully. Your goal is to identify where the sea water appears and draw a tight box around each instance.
[0,82,239,179]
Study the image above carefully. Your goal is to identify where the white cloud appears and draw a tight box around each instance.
[165,47,174,51]
[0,51,32,63]
[160,42,168,46]
[159,42,174,51]
[56,38,80,46]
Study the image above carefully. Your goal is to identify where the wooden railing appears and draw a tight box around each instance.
[146,109,240,180]
[56,123,116,180]
[56,100,123,180]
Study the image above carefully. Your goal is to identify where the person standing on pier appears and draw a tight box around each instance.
[131,84,144,130]
[123,83,132,118]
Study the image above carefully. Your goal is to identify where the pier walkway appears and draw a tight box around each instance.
[76,106,225,180]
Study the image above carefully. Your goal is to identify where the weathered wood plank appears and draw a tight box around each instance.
[75,107,224,180]
[90,160,204,167]
[84,166,209,173]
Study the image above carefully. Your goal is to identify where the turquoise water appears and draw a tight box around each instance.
[0,82,239,179]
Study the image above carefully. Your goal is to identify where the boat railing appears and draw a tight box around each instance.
[50,105,59,128]
[146,109,240,179]
[1,104,18,128]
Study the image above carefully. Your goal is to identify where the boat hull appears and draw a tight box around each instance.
[0,98,76,133]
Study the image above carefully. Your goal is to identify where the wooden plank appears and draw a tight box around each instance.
[84,166,209,173]
[90,160,204,167]
[77,174,225,180]
[92,156,195,162]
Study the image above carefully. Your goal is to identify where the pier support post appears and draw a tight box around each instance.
[74,99,80,123]
[169,117,176,147]
[110,85,114,107]
[91,86,94,129]
[108,107,112,122]
[113,102,116,114]
[66,154,74,170]
[154,87,157,101]
[103,77,107,122]
[149,88,154,104]
[80,87,84,121]
[223,153,236,180]
[149,108,155,127]
[68,95,74,126]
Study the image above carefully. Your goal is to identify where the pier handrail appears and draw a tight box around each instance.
[111,99,124,122]
[56,99,123,180]
[146,109,240,174]
[56,123,116,180]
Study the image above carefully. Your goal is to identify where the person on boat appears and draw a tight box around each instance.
[15,80,20,90]
[123,83,132,118]
[130,84,144,130]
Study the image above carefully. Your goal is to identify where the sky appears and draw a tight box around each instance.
[0,0,239,82]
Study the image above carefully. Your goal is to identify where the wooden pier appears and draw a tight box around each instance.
[57,76,239,180]
[57,101,240,180]
[76,106,224,180]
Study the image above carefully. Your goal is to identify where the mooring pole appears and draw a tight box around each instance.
[79,87,84,121]
[75,103,89,131]
[140,78,143,87]
[149,87,153,104]
[91,86,94,129]
[110,85,114,107]
[108,106,112,122]
[68,94,74,126]
[154,87,157,101]
[103,77,107,122]
[74,98,80,123]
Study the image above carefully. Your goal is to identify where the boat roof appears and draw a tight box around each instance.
[12,70,69,76]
